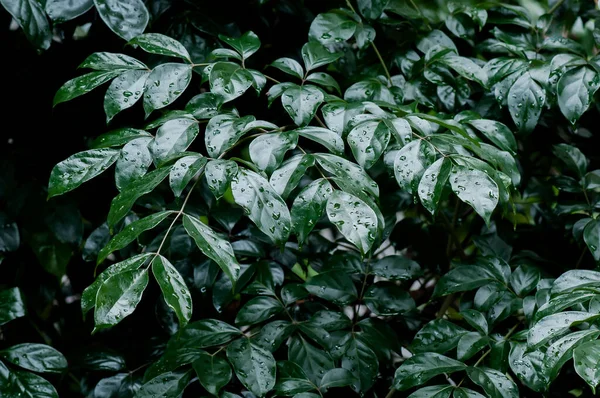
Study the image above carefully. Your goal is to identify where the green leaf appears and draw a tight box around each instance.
[104,70,149,123]
[235,297,284,326]
[185,93,223,119]
[416,30,457,54]
[0,362,59,398]
[326,190,378,255]
[370,255,421,280]
[219,31,261,60]
[79,52,147,71]
[135,370,191,398]
[149,118,199,166]
[274,361,314,395]
[152,255,192,327]
[357,0,388,19]
[231,169,291,245]
[345,78,394,104]
[288,335,334,385]
[315,153,379,198]
[508,341,547,392]
[94,268,149,331]
[297,127,344,156]
[254,321,295,352]
[192,352,231,395]
[107,165,172,228]
[553,144,588,178]
[0,344,67,373]
[209,62,254,103]
[143,63,192,117]
[301,41,342,72]
[205,159,239,199]
[466,119,517,154]
[205,114,255,157]
[48,148,120,198]
[394,140,436,195]
[393,352,466,390]
[467,367,518,398]
[249,131,298,173]
[93,373,140,397]
[305,271,357,305]
[342,336,378,393]
[115,137,152,190]
[450,165,499,225]
[169,154,206,197]
[54,71,120,106]
[306,72,341,94]
[170,319,241,349]
[281,85,324,127]
[507,72,545,133]
[462,309,489,335]
[348,121,390,169]
[557,66,600,124]
[534,293,596,322]
[129,33,190,61]
[82,253,152,314]
[271,58,304,79]
[544,330,600,382]
[574,340,600,393]
[291,178,333,246]
[457,332,488,361]
[418,157,452,215]
[319,368,355,390]
[0,287,26,325]
[408,385,454,398]
[528,311,600,351]
[309,12,356,45]
[45,0,93,22]
[183,214,240,283]
[585,219,600,262]
[91,128,151,148]
[93,0,149,41]
[441,55,488,87]
[412,319,467,354]
[270,154,316,199]
[227,338,276,397]
[363,282,415,316]
[0,0,51,49]
[509,265,540,296]
[551,270,600,295]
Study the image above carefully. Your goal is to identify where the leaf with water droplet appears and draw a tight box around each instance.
[209,61,254,103]
[152,255,192,327]
[149,118,199,166]
[192,351,232,395]
[393,352,466,390]
[507,72,545,133]
[128,33,191,61]
[281,84,324,127]
[270,154,315,199]
[226,337,276,396]
[135,369,192,398]
[104,69,150,123]
[143,63,192,117]
[93,0,149,41]
[467,367,519,398]
[450,165,499,225]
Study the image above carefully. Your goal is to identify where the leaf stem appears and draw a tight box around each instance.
[408,0,432,30]
[265,74,281,84]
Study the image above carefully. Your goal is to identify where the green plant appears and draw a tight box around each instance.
[5,0,600,397]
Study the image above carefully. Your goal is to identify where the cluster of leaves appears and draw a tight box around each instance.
[5,0,600,397]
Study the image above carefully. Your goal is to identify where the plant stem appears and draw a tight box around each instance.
[315,114,327,128]
[385,388,396,398]
[265,74,281,84]
[548,0,566,14]
[408,0,432,30]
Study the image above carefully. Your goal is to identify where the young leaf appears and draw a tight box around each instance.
[418,157,452,215]
[143,63,192,117]
[205,159,239,198]
[192,352,232,396]
[48,149,120,198]
[0,344,67,373]
[54,71,120,106]
[182,214,240,283]
[301,41,342,72]
[231,169,291,245]
[152,255,193,327]
[226,338,276,396]
[128,33,191,62]
[326,190,378,255]
[115,137,152,190]
[219,31,261,60]
[528,312,600,350]
[91,128,152,149]
[94,269,149,331]
[348,120,390,169]
[93,0,149,41]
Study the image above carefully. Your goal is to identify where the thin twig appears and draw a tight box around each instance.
[548,0,566,14]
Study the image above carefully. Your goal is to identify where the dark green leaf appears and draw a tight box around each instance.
[235,297,283,326]
[249,131,298,173]
[450,165,499,225]
[271,58,304,79]
[341,336,378,393]
[304,271,357,305]
[288,335,334,385]
[192,352,231,395]
[308,12,356,46]
[227,338,276,396]
[205,114,255,157]
[0,287,26,325]
[219,31,261,60]
[149,118,199,166]
[208,62,253,103]
[205,159,238,198]
[115,137,152,190]
[528,311,600,350]
[270,154,316,199]
[79,52,147,71]
[574,340,600,393]
[143,63,192,117]
[94,0,149,41]
[507,73,545,133]
[301,41,342,72]
[45,0,93,22]
[170,155,206,197]
[393,352,466,390]
[281,85,324,127]
[290,178,332,246]
[185,93,223,119]
[394,140,436,195]
[364,283,415,316]
[0,343,67,373]
[91,128,151,148]
[585,219,600,262]
[129,34,190,61]
[135,370,191,398]
[104,70,149,123]
[418,157,452,215]
[467,367,519,398]
[412,319,467,354]
[1,0,51,49]
[152,255,192,327]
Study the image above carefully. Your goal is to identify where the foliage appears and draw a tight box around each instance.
[5,0,600,397]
